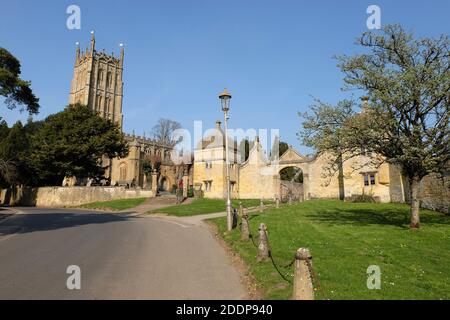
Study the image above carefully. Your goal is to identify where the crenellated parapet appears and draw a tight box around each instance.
[123,133,174,164]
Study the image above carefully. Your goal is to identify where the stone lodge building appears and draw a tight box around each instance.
[194,120,418,205]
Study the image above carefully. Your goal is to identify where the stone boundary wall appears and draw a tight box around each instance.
[0,186,154,207]
[420,172,449,214]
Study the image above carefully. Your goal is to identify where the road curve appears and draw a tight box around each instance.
[0,208,247,300]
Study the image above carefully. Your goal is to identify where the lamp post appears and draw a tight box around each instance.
[219,89,233,231]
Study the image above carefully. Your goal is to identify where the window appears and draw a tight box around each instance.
[104,97,109,113]
[363,173,376,186]
[107,72,112,88]
[119,163,127,181]
[107,98,112,113]
[203,180,213,191]
[98,69,104,83]
[206,161,212,169]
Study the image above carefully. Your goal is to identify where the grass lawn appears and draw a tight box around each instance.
[209,200,450,300]
[79,197,147,211]
[149,198,271,217]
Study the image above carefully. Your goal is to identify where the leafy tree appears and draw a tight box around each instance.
[0,120,40,186]
[280,167,303,183]
[300,25,450,228]
[276,140,303,183]
[0,48,39,114]
[299,100,354,200]
[269,136,288,160]
[29,104,129,186]
[278,141,289,157]
[142,158,153,177]
[0,119,9,140]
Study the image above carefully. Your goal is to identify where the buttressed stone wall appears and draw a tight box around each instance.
[0,186,153,207]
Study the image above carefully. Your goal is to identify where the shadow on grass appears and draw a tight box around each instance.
[304,207,450,229]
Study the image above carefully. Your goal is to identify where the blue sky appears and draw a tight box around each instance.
[1,0,449,154]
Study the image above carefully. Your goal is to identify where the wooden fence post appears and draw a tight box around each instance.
[292,248,314,300]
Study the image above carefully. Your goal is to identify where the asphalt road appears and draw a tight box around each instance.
[0,208,247,299]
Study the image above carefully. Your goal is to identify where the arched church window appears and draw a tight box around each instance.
[108,98,113,113]
[98,69,104,84]
[76,72,80,90]
[105,97,109,113]
[119,163,127,181]
[107,71,112,88]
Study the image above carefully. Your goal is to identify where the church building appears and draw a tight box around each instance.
[68,32,178,189]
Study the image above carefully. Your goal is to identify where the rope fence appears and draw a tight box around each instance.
[235,200,329,300]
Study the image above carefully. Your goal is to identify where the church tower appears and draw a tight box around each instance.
[69,31,124,128]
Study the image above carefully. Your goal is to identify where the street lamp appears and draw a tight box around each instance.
[219,88,233,231]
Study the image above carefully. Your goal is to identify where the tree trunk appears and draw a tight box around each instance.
[337,153,345,201]
[409,176,421,229]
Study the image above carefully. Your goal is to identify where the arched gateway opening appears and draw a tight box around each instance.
[159,176,169,192]
[279,166,304,202]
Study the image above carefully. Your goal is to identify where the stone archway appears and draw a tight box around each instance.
[275,147,313,201]
[159,176,169,192]
[279,166,304,202]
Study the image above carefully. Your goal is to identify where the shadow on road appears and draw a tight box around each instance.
[0,212,134,236]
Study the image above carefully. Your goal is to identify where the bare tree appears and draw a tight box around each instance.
[152,118,181,145]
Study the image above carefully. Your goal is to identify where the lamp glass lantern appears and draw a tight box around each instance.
[219,89,232,112]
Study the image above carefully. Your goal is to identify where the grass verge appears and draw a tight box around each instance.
[149,198,272,217]
[209,199,450,300]
[79,197,147,211]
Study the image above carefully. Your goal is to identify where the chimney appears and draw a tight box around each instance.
[215,120,222,129]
